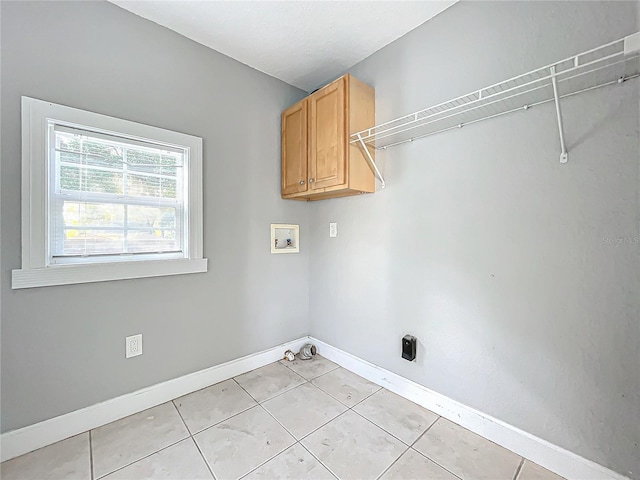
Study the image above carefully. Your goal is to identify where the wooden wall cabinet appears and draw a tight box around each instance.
[281,74,375,201]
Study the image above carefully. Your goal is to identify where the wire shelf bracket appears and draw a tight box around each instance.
[550,66,568,163]
[355,132,386,188]
[350,32,640,168]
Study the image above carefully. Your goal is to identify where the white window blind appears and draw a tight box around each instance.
[49,124,187,264]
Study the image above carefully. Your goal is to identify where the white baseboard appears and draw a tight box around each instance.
[309,337,630,480]
[0,336,310,463]
[1,335,630,480]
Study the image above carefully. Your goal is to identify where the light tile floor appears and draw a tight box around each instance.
[1,355,565,480]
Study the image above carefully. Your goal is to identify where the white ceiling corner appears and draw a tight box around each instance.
[109,0,457,91]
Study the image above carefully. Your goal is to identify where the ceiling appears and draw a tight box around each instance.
[110,1,457,91]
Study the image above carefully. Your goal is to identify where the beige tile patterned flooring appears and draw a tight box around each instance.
[1,356,565,480]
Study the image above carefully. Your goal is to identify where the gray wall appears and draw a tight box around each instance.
[2,1,639,478]
[309,2,639,478]
[0,1,308,433]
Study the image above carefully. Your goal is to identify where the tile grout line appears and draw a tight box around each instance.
[171,397,218,479]
[235,448,292,479]
[306,364,341,380]
[349,384,384,408]
[293,408,348,444]
[256,402,298,441]
[309,373,381,409]
[278,360,341,382]
[171,399,193,436]
[241,400,298,478]
[409,415,440,448]
[513,457,526,480]
[284,366,308,385]
[307,385,348,408]
[297,440,342,480]
[349,405,421,448]
[404,415,468,480]
[437,414,527,459]
[374,445,411,480]
[186,401,258,437]
[407,445,464,480]
[233,369,308,405]
[232,377,263,403]
[256,380,310,404]
[190,436,218,480]
[188,402,262,438]
[257,401,303,441]
[297,409,351,444]
[94,436,189,480]
[179,379,259,436]
[226,406,294,480]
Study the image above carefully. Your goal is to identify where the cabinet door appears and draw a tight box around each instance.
[309,78,346,190]
[281,100,308,196]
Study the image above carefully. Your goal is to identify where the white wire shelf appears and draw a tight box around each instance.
[351,32,640,178]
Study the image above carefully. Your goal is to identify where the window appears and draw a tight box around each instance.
[12,97,207,289]
[50,126,185,263]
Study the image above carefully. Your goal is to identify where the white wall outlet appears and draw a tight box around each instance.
[329,222,337,238]
[126,334,143,358]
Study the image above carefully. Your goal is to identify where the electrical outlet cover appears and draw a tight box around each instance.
[329,222,337,238]
[126,334,143,358]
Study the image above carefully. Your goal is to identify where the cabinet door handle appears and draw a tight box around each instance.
[309,178,314,183]
[299,180,305,185]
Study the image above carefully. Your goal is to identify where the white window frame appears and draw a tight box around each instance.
[12,97,207,289]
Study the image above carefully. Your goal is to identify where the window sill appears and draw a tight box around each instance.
[11,258,208,289]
